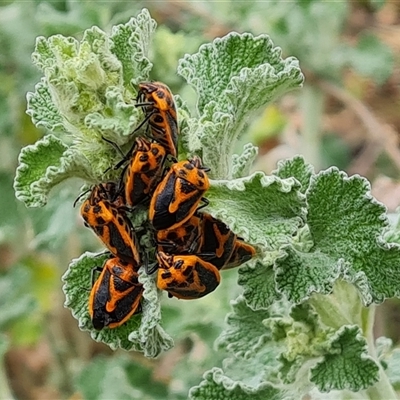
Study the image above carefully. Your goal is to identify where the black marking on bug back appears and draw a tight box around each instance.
[201,217,236,269]
[117,214,126,226]
[94,269,112,307]
[149,122,165,137]
[156,88,165,99]
[126,172,147,206]
[195,261,219,295]
[182,265,193,278]
[112,284,142,321]
[227,241,254,268]
[111,265,123,276]
[173,259,184,270]
[164,112,178,150]
[166,278,180,289]
[161,270,172,279]
[167,231,179,241]
[112,274,136,293]
[235,243,253,263]
[107,222,135,263]
[92,312,108,330]
[152,174,178,230]
[169,288,200,298]
[92,269,112,330]
[157,136,172,152]
[141,162,152,174]
[94,225,104,236]
[186,161,195,170]
[139,153,149,162]
[95,215,106,225]
[93,204,102,214]
[176,280,190,288]
[179,179,197,195]
[151,146,161,156]
[175,190,204,223]
[154,114,164,124]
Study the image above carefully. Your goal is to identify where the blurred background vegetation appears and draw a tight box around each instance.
[1,0,399,398]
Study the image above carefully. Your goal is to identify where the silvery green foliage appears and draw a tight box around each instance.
[13,8,400,399]
[177,32,303,179]
[15,9,156,206]
[194,157,400,399]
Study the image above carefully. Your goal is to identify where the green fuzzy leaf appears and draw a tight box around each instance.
[14,135,92,208]
[175,94,194,158]
[25,9,156,185]
[189,368,286,400]
[215,297,284,391]
[238,260,281,311]
[207,171,306,309]
[110,8,156,86]
[276,354,306,387]
[207,171,306,252]
[26,78,64,132]
[275,246,341,304]
[310,326,379,392]
[232,143,259,179]
[273,156,314,194]
[222,346,281,389]
[271,165,400,305]
[31,29,139,140]
[216,296,272,357]
[83,85,140,140]
[178,32,303,115]
[268,303,332,384]
[63,252,173,355]
[178,32,303,179]
[307,168,400,304]
[128,271,174,358]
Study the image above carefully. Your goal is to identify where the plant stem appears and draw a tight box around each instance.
[300,84,324,170]
[362,306,399,400]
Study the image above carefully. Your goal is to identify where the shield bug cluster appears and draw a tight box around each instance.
[75,81,255,330]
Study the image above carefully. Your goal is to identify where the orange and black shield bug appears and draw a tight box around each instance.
[224,239,256,270]
[156,214,203,255]
[80,184,140,265]
[149,156,210,231]
[156,251,220,299]
[197,213,237,270]
[124,137,167,207]
[89,257,143,330]
[136,81,178,158]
